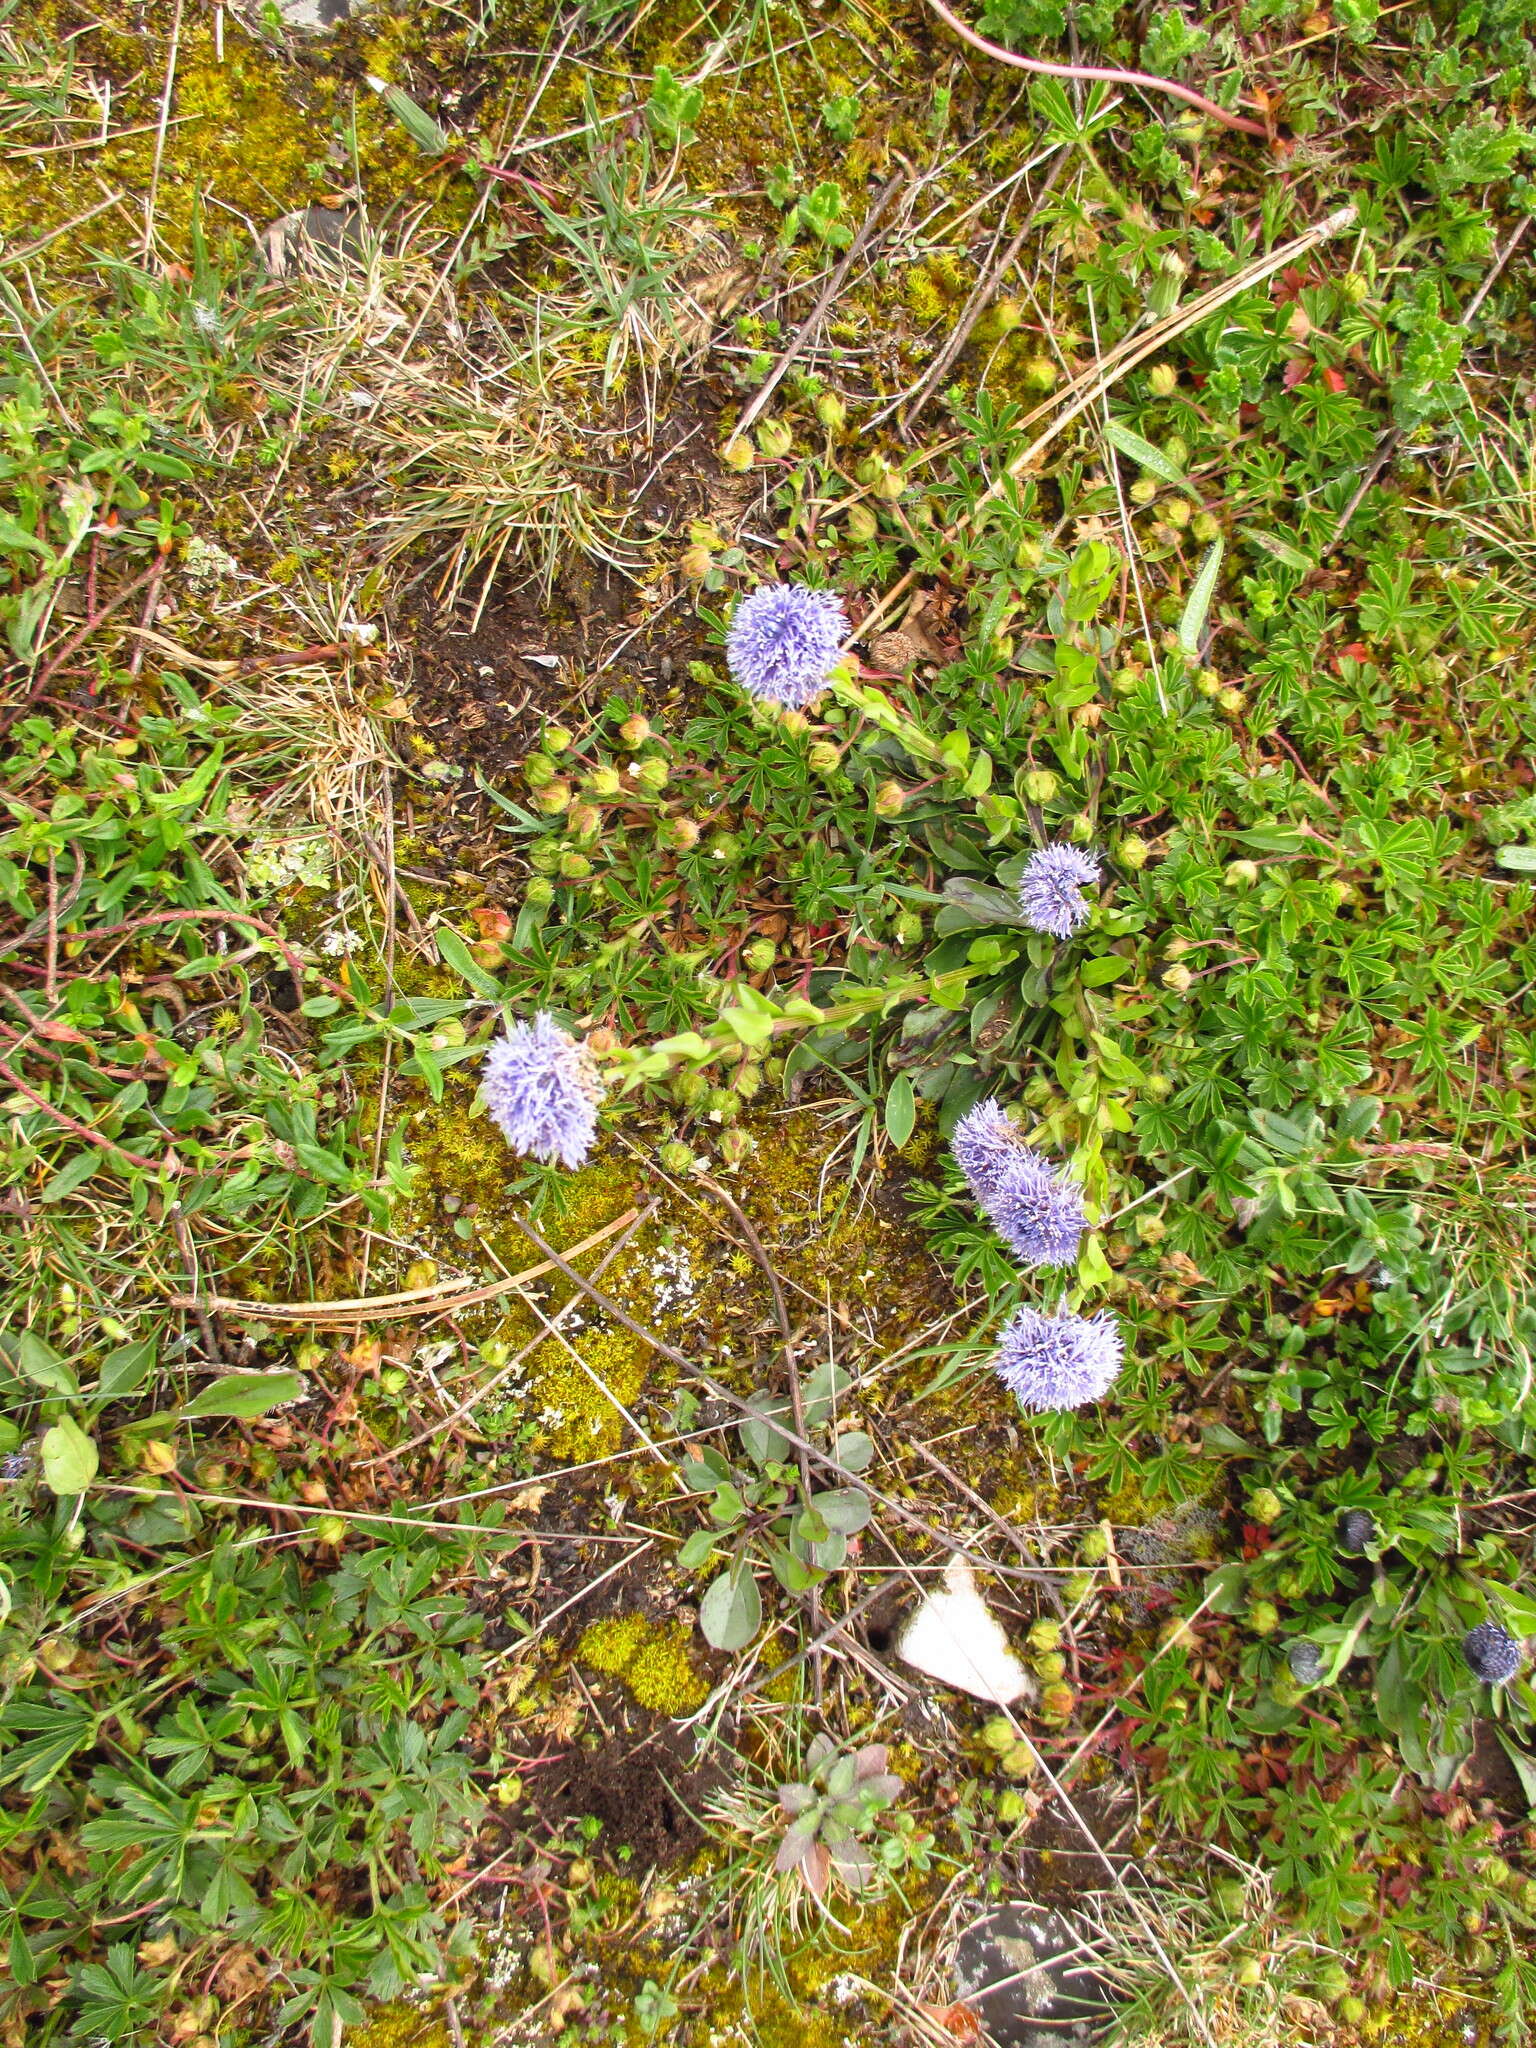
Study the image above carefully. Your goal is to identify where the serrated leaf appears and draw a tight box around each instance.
[1178,538,1224,655]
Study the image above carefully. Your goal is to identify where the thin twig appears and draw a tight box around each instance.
[171,1206,224,1365]
[141,0,184,256]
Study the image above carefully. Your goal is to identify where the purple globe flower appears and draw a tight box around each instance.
[1018,845,1101,939]
[482,1013,605,1169]
[990,1306,1123,1412]
[1463,1621,1524,1686]
[726,583,848,709]
[951,1100,1087,1269]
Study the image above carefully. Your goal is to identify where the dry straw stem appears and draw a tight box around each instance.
[168,1206,639,1325]
[849,204,1358,653]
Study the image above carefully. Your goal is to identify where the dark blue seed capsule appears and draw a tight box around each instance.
[1463,1622,1523,1686]
[1337,1510,1374,1555]
[1287,1640,1325,1684]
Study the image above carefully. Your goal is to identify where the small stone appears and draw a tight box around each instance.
[953,1905,1115,2047]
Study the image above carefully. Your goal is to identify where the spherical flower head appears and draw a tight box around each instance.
[726,583,848,709]
[482,1013,605,1169]
[1463,1621,1524,1686]
[1018,844,1101,939]
[1336,1509,1375,1556]
[951,1101,1086,1269]
[1287,1639,1325,1685]
[991,1306,1123,1413]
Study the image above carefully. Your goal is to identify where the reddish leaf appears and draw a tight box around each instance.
[1321,365,1348,393]
[1282,357,1311,390]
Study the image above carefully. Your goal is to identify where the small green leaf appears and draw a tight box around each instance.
[699,1565,762,1651]
[884,1073,916,1148]
[0,1330,79,1400]
[41,1415,98,1496]
[182,1371,303,1420]
[436,925,502,997]
[1178,537,1224,655]
[97,1337,158,1404]
[1104,419,1188,485]
[811,1486,871,1535]
[1496,845,1536,872]
[38,1152,102,1204]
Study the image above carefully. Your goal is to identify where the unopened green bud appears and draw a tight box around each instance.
[854,455,886,487]
[1247,1487,1283,1526]
[892,910,923,947]
[1038,1682,1075,1723]
[1225,859,1260,888]
[991,298,1024,334]
[1069,812,1094,846]
[981,1716,1016,1754]
[586,764,622,798]
[742,938,776,974]
[658,1141,696,1175]
[705,1087,740,1124]
[1144,1072,1173,1101]
[313,1514,348,1546]
[1063,1571,1093,1602]
[996,1788,1029,1823]
[1014,536,1043,570]
[661,815,700,851]
[1192,510,1220,544]
[1197,668,1222,698]
[756,418,793,459]
[735,1063,764,1099]
[1130,475,1158,505]
[619,714,652,747]
[718,1126,752,1166]
[534,779,572,814]
[721,437,755,472]
[1111,666,1142,696]
[815,391,847,430]
[634,757,670,795]
[529,839,563,876]
[1148,363,1178,397]
[1481,1856,1513,1888]
[874,780,906,817]
[874,466,906,502]
[672,1069,709,1109]
[1022,768,1058,804]
[1163,436,1190,469]
[558,850,593,880]
[1164,496,1191,529]
[1341,270,1370,303]
[845,503,879,543]
[1270,1673,1304,1708]
[1247,1600,1280,1636]
[1219,687,1246,715]
[708,831,742,863]
[1119,835,1150,871]
[568,803,601,842]
[524,877,556,908]
[1033,1651,1067,1682]
[807,740,842,774]
[779,709,810,737]
[543,726,573,754]
[523,753,556,789]
[1027,1618,1063,1654]
[1021,356,1056,391]
[1001,1742,1037,1778]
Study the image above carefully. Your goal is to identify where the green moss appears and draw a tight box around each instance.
[577,1614,707,1714]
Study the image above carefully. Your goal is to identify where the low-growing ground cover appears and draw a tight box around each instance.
[3,0,1536,2043]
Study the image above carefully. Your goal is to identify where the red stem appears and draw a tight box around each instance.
[922,0,1270,139]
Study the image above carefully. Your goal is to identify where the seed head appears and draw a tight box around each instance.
[1287,1640,1325,1684]
[481,1014,605,1170]
[726,583,848,710]
[1463,1622,1524,1686]
[1018,844,1100,938]
[1336,1509,1375,1555]
[990,1305,1123,1412]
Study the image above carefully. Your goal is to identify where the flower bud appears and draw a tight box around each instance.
[619,714,652,747]
[807,740,843,774]
[735,1062,764,1098]
[1118,834,1150,870]
[558,850,593,880]
[662,816,701,851]
[875,466,906,501]
[742,937,776,973]
[524,877,555,909]
[1218,686,1246,715]
[673,1069,709,1108]
[1164,496,1191,529]
[1111,666,1142,696]
[1161,963,1193,994]
[1247,1487,1283,1525]
[874,780,906,817]
[755,418,793,459]
[634,757,670,795]
[1234,1958,1263,1989]
[523,753,556,789]
[586,763,622,798]
[1080,1526,1109,1564]
[1144,1072,1173,1101]
[1163,436,1189,469]
[1033,1651,1067,1682]
[1225,859,1259,888]
[708,831,742,863]
[815,391,847,430]
[568,803,601,842]
[657,1141,696,1175]
[142,1440,178,1475]
[1191,510,1220,544]
[680,543,713,581]
[534,779,572,814]
[1038,1682,1075,1724]
[996,1788,1029,1823]
[718,1126,752,1166]
[705,1087,740,1124]
[1130,475,1158,505]
[1069,812,1094,845]
[543,725,573,754]
[313,1514,348,1546]
[1247,1600,1280,1636]
[991,297,1024,334]
[779,709,810,737]
[1021,768,1058,804]
[981,1716,1016,1753]
[845,503,879,543]
[721,437,755,472]
[892,910,923,947]
[854,455,885,486]
[1197,668,1222,697]
[529,838,563,875]
[1149,363,1178,397]
[1027,1618,1062,1654]
[1001,1743,1037,1778]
